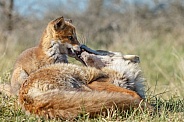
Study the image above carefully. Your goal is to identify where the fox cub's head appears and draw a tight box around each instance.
[43,16,80,57]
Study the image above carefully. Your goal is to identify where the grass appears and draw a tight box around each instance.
[0,30,184,121]
[0,93,183,121]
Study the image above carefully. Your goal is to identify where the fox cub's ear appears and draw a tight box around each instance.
[53,16,65,30]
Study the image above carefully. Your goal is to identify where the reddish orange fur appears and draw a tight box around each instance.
[18,63,149,120]
[9,16,81,95]
[0,17,151,120]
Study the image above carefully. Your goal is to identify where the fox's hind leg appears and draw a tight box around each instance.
[88,79,154,113]
[11,68,28,95]
[88,79,141,100]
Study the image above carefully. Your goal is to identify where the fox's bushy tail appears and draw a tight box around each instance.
[19,89,141,119]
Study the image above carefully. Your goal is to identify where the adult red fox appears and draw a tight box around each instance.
[19,48,148,119]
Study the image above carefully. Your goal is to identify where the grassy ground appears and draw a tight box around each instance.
[0,94,183,121]
[0,32,184,121]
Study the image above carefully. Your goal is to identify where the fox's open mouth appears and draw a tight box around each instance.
[74,44,114,66]
[67,48,76,57]
[66,47,87,65]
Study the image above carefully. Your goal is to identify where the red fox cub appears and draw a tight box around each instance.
[19,47,149,120]
[10,16,81,95]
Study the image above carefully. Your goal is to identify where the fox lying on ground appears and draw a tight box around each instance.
[0,16,151,120]
[0,16,81,96]
[19,47,150,119]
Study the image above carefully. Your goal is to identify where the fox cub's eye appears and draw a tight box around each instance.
[68,36,73,41]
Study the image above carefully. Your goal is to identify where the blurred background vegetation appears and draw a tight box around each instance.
[0,0,183,99]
